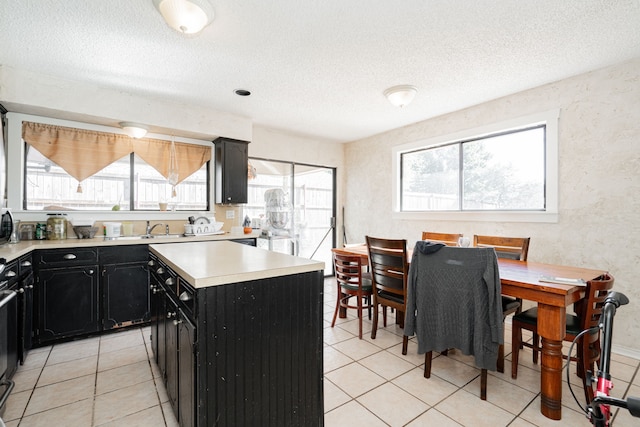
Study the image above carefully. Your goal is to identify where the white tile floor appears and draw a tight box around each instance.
[3,277,640,426]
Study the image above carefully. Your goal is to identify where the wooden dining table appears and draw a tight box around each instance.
[331,245,605,420]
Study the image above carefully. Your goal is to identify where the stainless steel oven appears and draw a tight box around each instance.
[0,260,17,417]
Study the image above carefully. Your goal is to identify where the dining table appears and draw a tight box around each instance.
[331,244,606,420]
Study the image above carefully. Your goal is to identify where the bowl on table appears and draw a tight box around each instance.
[73,226,99,239]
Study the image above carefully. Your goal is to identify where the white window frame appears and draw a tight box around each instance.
[5,112,215,222]
[392,109,559,223]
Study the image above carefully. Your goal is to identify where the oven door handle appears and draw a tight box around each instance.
[0,378,14,410]
[0,290,17,308]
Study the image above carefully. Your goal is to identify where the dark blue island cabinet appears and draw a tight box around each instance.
[149,241,324,427]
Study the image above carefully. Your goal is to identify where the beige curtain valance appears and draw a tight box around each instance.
[22,121,211,184]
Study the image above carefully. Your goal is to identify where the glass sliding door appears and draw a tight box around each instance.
[245,158,335,274]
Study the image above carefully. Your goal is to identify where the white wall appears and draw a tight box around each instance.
[344,58,640,356]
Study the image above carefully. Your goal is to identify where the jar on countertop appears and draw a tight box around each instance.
[46,213,68,240]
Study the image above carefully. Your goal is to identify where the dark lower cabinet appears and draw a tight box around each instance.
[150,247,324,427]
[101,245,150,330]
[18,262,34,364]
[149,255,196,427]
[165,296,180,413]
[177,309,196,427]
[20,273,34,362]
[102,263,150,329]
[37,266,100,343]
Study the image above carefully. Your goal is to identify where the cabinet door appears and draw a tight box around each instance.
[19,271,34,363]
[177,309,196,427]
[102,262,150,330]
[37,266,100,343]
[214,137,249,204]
[165,296,179,413]
[19,255,34,362]
[150,275,166,371]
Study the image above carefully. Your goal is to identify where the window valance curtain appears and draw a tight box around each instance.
[22,121,211,185]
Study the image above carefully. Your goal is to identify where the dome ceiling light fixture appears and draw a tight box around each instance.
[153,0,214,35]
[384,85,418,108]
[119,122,148,139]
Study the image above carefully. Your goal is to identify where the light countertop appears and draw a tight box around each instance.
[150,241,325,288]
[0,231,261,263]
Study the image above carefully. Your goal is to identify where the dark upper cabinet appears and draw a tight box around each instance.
[214,137,250,204]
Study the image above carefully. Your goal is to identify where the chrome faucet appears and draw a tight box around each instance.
[146,221,167,236]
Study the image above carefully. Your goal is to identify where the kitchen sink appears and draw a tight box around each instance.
[111,234,187,240]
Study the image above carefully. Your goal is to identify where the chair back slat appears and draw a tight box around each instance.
[578,273,615,329]
[366,236,408,298]
[473,235,530,261]
[333,253,363,288]
[421,231,463,247]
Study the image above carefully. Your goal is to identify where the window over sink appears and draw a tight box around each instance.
[16,117,211,212]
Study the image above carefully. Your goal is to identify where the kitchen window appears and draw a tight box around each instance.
[392,110,559,223]
[21,121,210,211]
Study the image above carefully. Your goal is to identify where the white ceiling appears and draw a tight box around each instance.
[1,0,639,143]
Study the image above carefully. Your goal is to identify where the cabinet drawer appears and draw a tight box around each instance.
[36,248,98,267]
[100,245,148,264]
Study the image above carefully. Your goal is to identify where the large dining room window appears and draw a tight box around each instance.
[393,110,559,223]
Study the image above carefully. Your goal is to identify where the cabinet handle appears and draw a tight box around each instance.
[167,311,176,319]
[21,261,32,267]
[6,271,16,277]
[173,319,183,326]
[148,260,155,267]
[152,287,162,294]
[17,287,24,294]
[88,269,94,275]
[165,278,175,286]
[179,291,193,302]
[63,254,77,260]
[26,285,33,289]
[156,267,164,275]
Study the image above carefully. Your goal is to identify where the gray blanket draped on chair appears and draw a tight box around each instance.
[404,242,503,371]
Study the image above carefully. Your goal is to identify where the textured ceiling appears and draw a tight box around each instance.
[1,0,639,143]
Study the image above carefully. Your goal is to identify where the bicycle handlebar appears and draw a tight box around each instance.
[583,290,635,426]
[590,395,640,419]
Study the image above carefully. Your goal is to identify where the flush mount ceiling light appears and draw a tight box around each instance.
[119,122,148,139]
[153,0,214,34]
[384,85,418,108]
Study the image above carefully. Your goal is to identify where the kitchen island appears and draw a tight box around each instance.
[149,241,325,427]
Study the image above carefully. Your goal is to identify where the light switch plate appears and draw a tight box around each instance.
[226,210,235,219]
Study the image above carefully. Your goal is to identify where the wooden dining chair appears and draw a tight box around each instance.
[511,273,614,403]
[473,234,531,372]
[331,252,373,339]
[405,244,503,400]
[366,236,409,355]
[421,231,462,247]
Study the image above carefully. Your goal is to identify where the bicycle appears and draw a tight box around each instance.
[567,291,640,426]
